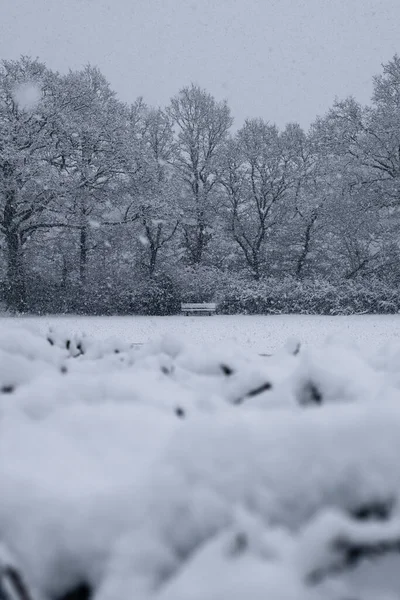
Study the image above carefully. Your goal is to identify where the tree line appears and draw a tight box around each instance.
[1,55,400,314]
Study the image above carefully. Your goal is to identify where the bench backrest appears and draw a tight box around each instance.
[181,303,216,310]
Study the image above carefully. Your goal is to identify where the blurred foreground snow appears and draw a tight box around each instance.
[1,323,400,599]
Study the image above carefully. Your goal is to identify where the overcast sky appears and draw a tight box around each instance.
[1,0,399,129]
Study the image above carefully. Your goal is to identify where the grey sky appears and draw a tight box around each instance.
[1,0,399,129]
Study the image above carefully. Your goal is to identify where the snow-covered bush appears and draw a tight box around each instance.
[17,268,400,316]
[2,324,400,598]
[219,276,400,315]
[128,275,181,316]
[174,266,228,303]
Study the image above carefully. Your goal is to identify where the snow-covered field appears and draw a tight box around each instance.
[3,313,400,353]
[2,315,400,599]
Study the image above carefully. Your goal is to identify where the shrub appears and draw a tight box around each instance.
[129,274,181,316]
[218,276,400,315]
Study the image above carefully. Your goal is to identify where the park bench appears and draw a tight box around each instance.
[181,302,217,316]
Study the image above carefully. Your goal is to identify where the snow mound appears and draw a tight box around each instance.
[1,324,400,599]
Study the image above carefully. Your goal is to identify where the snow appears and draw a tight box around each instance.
[138,235,150,246]
[1,316,400,599]
[3,313,400,354]
[12,83,41,111]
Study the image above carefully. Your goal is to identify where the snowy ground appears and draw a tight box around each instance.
[2,313,400,354]
[1,316,400,599]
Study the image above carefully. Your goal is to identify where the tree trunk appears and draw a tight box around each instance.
[296,225,312,278]
[296,213,317,279]
[61,256,68,291]
[252,251,260,281]
[189,222,208,264]
[79,225,88,311]
[5,229,27,312]
[149,245,158,276]
[3,187,27,312]
[194,225,204,264]
[79,225,87,288]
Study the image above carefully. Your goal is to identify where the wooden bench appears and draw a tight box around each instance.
[181,303,217,316]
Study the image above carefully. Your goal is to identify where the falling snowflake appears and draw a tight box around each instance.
[12,82,41,111]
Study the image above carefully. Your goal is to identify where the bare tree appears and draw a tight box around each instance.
[0,57,68,310]
[136,108,180,276]
[168,84,233,264]
[50,66,139,299]
[221,120,302,279]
